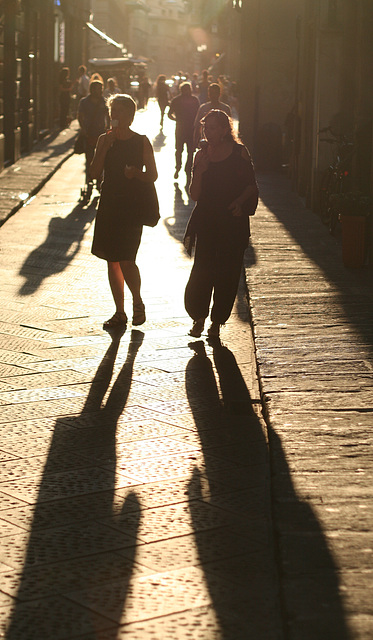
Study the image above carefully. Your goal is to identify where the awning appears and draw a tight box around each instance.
[88,57,148,69]
[86,22,126,54]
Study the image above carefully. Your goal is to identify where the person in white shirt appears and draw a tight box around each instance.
[76,65,90,99]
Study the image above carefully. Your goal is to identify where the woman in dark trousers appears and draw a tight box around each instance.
[90,94,158,330]
[184,110,258,339]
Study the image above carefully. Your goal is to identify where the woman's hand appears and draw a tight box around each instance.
[194,146,210,174]
[228,199,243,217]
[102,129,116,150]
[124,165,140,179]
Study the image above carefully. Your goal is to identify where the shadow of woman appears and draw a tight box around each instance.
[185,339,351,638]
[5,329,144,639]
[267,424,352,639]
[18,198,98,296]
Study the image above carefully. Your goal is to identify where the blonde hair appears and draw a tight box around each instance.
[107,94,136,120]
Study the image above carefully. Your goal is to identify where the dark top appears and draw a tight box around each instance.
[168,94,200,135]
[78,95,108,142]
[91,133,145,261]
[156,83,169,108]
[184,142,258,255]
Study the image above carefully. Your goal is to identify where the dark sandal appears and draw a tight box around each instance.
[132,302,146,326]
[189,318,205,338]
[103,311,127,329]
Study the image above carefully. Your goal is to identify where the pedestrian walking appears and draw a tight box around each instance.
[58,67,72,129]
[155,74,171,128]
[193,83,232,148]
[75,64,90,100]
[138,75,151,109]
[184,109,258,338]
[103,77,122,100]
[90,94,158,330]
[217,74,230,105]
[168,82,199,181]
[72,64,90,118]
[197,69,210,105]
[78,79,109,199]
[191,72,199,96]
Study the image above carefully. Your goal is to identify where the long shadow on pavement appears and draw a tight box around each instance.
[4,329,144,639]
[185,340,279,638]
[267,425,352,639]
[18,198,97,296]
[185,339,351,638]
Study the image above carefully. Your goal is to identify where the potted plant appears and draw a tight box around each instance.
[329,192,372,267]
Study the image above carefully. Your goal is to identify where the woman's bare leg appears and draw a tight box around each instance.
[107,261,125,312]
[120,260,142,306]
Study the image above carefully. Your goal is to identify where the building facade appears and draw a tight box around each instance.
[0,0,90,172]
[236,0,373,206]
[294,0,373,206]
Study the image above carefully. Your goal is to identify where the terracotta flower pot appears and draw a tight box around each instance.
[340,214,367,268]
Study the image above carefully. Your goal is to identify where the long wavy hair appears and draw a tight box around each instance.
[201,109,241,143]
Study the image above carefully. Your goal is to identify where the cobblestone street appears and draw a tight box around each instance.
[0,101,372,639]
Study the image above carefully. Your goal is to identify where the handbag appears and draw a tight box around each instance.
[133,136,160,227]
[74,131,86,154]
[134,181,160,227]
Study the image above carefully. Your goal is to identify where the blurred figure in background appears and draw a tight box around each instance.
[75,65,90,100]
[191,73,199,96]
[198,69,210,105]
[168,82,199,182]
[72,64,90,118]
[78,79,109,199]
[155,74,171,128]
[104,77,122,100]
[193,83,231,148]
[138,76,151,109]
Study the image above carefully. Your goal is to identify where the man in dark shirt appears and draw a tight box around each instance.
[193,83,232,148]
[168,82,199,181]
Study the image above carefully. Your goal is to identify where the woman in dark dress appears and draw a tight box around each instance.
[90,94,158,329]
[184,109,258,338]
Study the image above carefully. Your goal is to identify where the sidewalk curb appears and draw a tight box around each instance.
[0,123,79,228]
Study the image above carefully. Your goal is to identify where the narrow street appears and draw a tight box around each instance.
[0,101,372,639]
[0,102,280,639]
